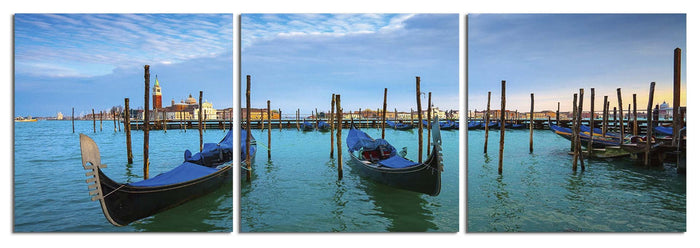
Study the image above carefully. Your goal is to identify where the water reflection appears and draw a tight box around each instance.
[330,180,348,232]
[357,177,437,232]
[132,181,233,232]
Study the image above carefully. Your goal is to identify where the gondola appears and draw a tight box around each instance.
[480,121,498,129]
[386,120,413,130]
[185,128,233,167]
[620,136,662,154]
[301,121,315,131]
[549,124,621,148]
[447,120,459,130]
[653,126,674,137]
[423,119,455,130]
[79,131,233,227]
[317,120,331,132]
[496,122,511,129]
[580,125,619,139]
[467,121,481,130]
[509,123,526,129]
[347,117,443,196]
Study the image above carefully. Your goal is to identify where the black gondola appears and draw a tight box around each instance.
[347,117,443,196]
[317,120,331,132]
[79,131,233,227]
[386,120,413,130]
[550,124,621,148]
[301,121,315,131]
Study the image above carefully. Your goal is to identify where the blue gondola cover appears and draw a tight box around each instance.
[185,129,234,166]
[128,162,219,187]
[378,155,419,168]
[346,128,396,156]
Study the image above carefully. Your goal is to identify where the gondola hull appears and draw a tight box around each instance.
[79,134,232,227]
[348,145,442,196]
[550,125,620,148]
[393,124,414,130]
[347,117,443,196]
[96,166,231,226]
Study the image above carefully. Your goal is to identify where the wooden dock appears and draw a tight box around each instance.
[128,119,232,130]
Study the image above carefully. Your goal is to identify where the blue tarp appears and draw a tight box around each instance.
[346,128,396,156]
[128,162,218,187]
[185,129,233,166]
[301,121,314,130]
[386,120,412,129]
[654,126,673,136]
[240,129,257,161]
[378,155,419,168]
[318,121,331,129]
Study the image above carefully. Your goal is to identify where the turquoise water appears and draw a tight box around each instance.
[14,120,232,232]
[468,129,686,232]
[240,127,459,232]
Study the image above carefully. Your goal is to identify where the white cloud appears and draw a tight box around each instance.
[14,14,233,78]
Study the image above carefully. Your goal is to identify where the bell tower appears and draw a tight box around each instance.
[153,75,162,109]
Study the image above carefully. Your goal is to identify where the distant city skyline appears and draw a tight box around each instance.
[14,14,233,117]
[241,14,459,116]
[468,14,686,113]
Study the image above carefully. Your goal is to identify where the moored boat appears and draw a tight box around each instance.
[79,131,232,226]
[317,120,331,132]
[347,117,443,196]
[386,120,413,130]
[550,124,621,148]
[301,121,315,131]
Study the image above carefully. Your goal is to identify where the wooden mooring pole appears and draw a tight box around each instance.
[296,109,300,131]
[143,65,150,179]
[672,48,681,146]
[571,93,577,152]
[72,107,75,133]
[125,98,133,164]
[616,88,624,145]
[588,88,594,157]
[556,102,560,125]
[381,88,387,139]
[336,94,342,180]
[279,108,282,131]
[529,93,534,153]
[603,96,609,136]
[199,91,203,152]
[416,77,423,163]
[267,100,271,160]
[92,109,96,133]
[99,111,103,131]
[498,80,506,174]
[330,94,335,158]
[633,94,638,136]
[577,88,585,170]
[245,75,252,182]
[112,110,117,132]
[645,82,656,167]
[484,91,491,154]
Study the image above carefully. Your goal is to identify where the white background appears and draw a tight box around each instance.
[1,0,696,247]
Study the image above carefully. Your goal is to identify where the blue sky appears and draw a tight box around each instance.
[241,14,459,117]
[468,14,686,113]
[14,14,233,117]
